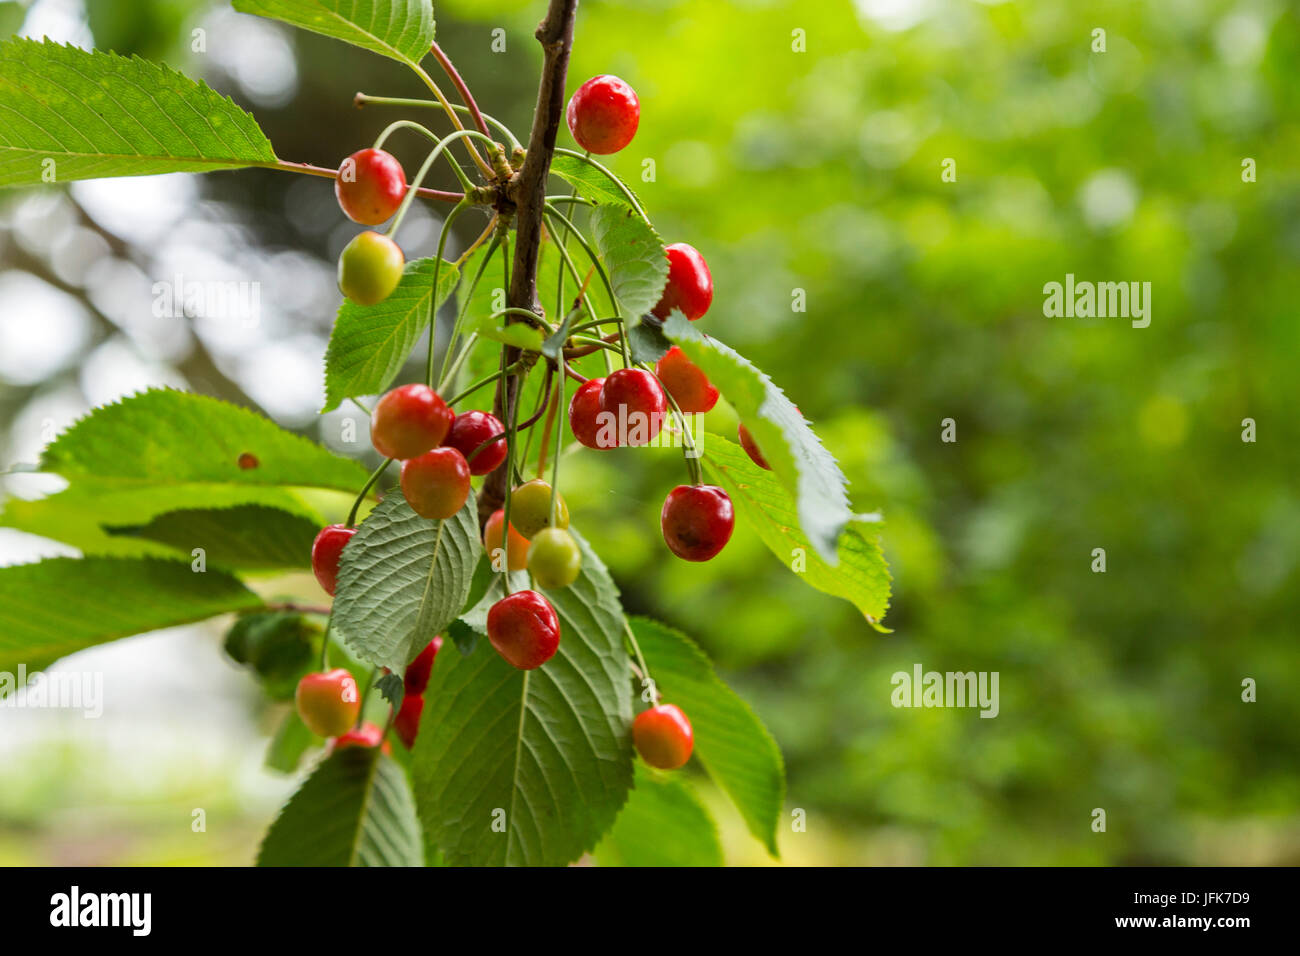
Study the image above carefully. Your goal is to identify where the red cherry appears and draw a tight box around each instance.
[565,75,639,155]
[336,148,407,225]
[568,377,610,449]
[404,636,442,695]
[400,447,471,519]
[661,484,735,561]
[655,346,718,414]
[484,509,530,571]
[737,423,771,470]
[332,721,391,755]
[295,668,361,737]
[311,524,355,596]
[652,243,713,321]
[598,368,667,447]
[443,409,506,475]
[394,693,424,750]
[486,590,561,670]
[633,704,694,770]
[371,384,453,460]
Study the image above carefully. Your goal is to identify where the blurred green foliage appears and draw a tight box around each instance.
[3,0,1298,865]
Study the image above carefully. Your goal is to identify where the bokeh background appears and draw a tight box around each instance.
[1,0,1297,865]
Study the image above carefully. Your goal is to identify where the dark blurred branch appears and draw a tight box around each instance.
[478,0,579,529]
[10,201,270,417]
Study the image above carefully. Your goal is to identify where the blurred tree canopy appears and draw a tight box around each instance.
[2,0,1297,864]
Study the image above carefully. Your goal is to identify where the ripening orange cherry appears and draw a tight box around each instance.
[295,668,360,737]
[632,704,694,769]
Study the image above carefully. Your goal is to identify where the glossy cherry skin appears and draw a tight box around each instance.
[443,409,506,475]
[404,636,443,695]
[737,423,771,470]
[568,376,610,449]
[652,243,713,321]
[508,479,570,539]
[401,447,471,519]
[311,524,355,596]
[295,668,361,737]
[371,384,453,460]
[484,508,530,571]
[335,148,408,226]
[633,704,694,770]
[655,346,718,414]
[527,527,582,589]
[661,484,735,561]
[598,368,667,446]
[332,721,391,754]
[338,230,405,305]
[394,693,424,749]
[565,75,639,155]
[486,590,561,670]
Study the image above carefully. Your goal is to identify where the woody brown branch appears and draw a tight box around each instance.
[478,0,580,529]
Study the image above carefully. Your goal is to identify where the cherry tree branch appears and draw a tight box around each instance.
[478,0,579,528]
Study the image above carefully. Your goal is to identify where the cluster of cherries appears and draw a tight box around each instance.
[291,74,788,772]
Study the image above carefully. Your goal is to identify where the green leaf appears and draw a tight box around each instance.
[232,0,435,67]
[322,257,459,412]
[374,672,404,707]
[41,388,369,493]
[330,492,481,672]
[595,765,723,866]
[265,709,315,774]
[412,531,634,866]
[224,610,320,700]
[107,503,320,570]
[0,557,262,691]
[465,310,546,350]
[631,616,785,856]
[590,203,668,320]
[550,153,643,209]
[702,434,891,627]
[664,314,863,565]
[627,316,672,365]
[1,483,321,558]
[541,306,584,360]
[0,39,276,189]
[257,748,423,866]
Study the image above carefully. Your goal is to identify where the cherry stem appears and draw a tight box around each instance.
[423,198,472,388]
[548,357,567,523]
[409,62,495,179]
[354,93,523,151]
[498,347,520,596]
[319,617,333,671]
[622,618,654,698]
[641,361,703,485]
[438,230,503,391]
[374,119,475,191]
[446,360,524,408]
[348,458,393,528]
[563,330,620,359]
[266,160,463,203]
[429,41,491,139]
[468,363,553,465]
[536,379,560,477]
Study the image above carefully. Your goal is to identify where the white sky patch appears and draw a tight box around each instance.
[0,271,94,385]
